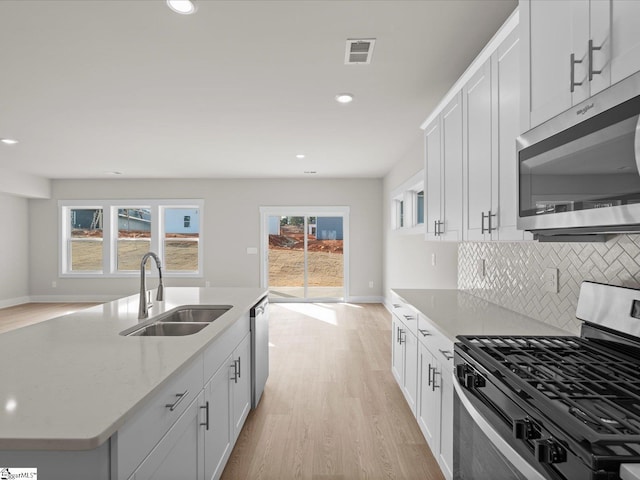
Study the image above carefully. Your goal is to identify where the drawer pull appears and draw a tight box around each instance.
[392,304,401,308]
[165,390,188,411]
[418,329,431,337]
[439,349,454,361]
[403,314,414,320]
[200,401,210,430]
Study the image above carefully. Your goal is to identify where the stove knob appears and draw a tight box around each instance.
[534,439,567,464]
[513,419,540,440]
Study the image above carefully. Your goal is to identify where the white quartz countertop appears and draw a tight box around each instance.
[0,287,267,451]
[391,289,571,342]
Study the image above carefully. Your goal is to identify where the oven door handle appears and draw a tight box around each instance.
[453,376,547,480]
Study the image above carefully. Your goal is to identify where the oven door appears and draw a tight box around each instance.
[517,70,640,236]
[453,375,550,480]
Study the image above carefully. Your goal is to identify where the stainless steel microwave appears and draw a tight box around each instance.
[517,70,640,240]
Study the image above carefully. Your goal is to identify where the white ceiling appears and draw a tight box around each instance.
[0,0,516,180]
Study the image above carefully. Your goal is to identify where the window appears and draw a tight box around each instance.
[60,199,203,277]
[391,171,425,232]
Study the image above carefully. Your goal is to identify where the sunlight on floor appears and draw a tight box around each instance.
[279,303,338,326]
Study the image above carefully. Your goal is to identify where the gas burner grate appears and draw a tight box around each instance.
[459,335,640,443]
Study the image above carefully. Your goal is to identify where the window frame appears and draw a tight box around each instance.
[59,199,204,278]
[391,170,425,234]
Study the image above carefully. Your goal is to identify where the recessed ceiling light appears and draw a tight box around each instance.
[106,171,123,176]
[335,93,354,104]
[1,138,18,145]
[296,154,305,159]
[167,0,197,15]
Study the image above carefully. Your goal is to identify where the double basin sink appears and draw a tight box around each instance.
[120,305,232,337]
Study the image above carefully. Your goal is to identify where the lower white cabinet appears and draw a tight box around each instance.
[392,304,454,480]
[203,357,232,480]
[130,392,205,480]
[231,332,252,443]
[391,308,418,416]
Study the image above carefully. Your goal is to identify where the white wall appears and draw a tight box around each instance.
[0,193,30,306]
[28,178,383,301]
[383,136,458,301]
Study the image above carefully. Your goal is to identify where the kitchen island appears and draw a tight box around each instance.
[0,287,267,480]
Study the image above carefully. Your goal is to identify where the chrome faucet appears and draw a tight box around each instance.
[138,252,164,319]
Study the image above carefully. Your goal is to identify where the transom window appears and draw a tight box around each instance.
[391,170,425,232]
[59,199,203,277]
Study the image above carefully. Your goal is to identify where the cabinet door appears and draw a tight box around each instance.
[438,366,454,480]
[441,92,463,241]
[464,60,492,241]
[493,28,529,241]
[402,330,418,416]
[134,394,204,480]
[611,0,640,85]
[231,332,252,442]
[425,117,442,240]
[527,0,575,127]
[203,358,232,480]
[417,344,440,452]
[588,0,611,95]
[391,317,404,387]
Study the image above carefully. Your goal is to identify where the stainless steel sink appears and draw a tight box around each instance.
[154,305,232,323]
[120,305,232,336]
[128,322,209,336]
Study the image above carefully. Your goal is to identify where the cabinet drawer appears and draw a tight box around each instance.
[391,303,418,336]
[116,355,204,480]
[416,314,454,371]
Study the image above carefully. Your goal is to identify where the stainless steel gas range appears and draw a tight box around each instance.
[453,281,640,480]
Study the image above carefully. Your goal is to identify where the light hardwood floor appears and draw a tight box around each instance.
[0,302,100,334]
[222,303,445,480]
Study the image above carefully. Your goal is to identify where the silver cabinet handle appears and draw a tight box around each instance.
[434,220,439,236]
[481,211,497,234]
[570,53,583,92]
[396,326,401,344]
[439,349,454,361]
[237,356,241,379]
[418,329,431,337]
[431,369,440,391]
[398,329,405,345]
[165,390,188,411]
[588,39,603,81]
[427,363,432,386]
[403,314,414,320]
[231,359,239,383]
[200,401,210,430]
[392,304,401,308]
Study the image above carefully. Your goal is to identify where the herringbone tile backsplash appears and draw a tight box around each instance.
[458,235,640,334]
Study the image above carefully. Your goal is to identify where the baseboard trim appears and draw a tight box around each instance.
[0,296,31,309]
[28,294,121,303]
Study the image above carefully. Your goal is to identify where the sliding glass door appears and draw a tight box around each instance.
[261,207,348,302]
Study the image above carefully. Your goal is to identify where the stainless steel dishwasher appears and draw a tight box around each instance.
[251,296,269,408]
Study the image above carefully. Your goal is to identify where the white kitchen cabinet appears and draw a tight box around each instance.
[424,92,463,241]
[391,315,404,385]
[203,358,232,480]
[415,316,454,480]
[463,29,529,242]
[463,59,493,241]
[611,0,640,85]
[390,300,419,415]
[132,393,205,480]
[521,0,640,130]
[231,332,252,443]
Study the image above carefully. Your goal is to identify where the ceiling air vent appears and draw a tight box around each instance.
[344,38,376,65]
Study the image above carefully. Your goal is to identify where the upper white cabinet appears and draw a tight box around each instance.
[462,28,530,241]
[611,0,640,85]
[522,0,640,130]
[424,93,463,241]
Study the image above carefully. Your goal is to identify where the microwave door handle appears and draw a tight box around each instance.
[453,375,547,480]
[635,116,640,174]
